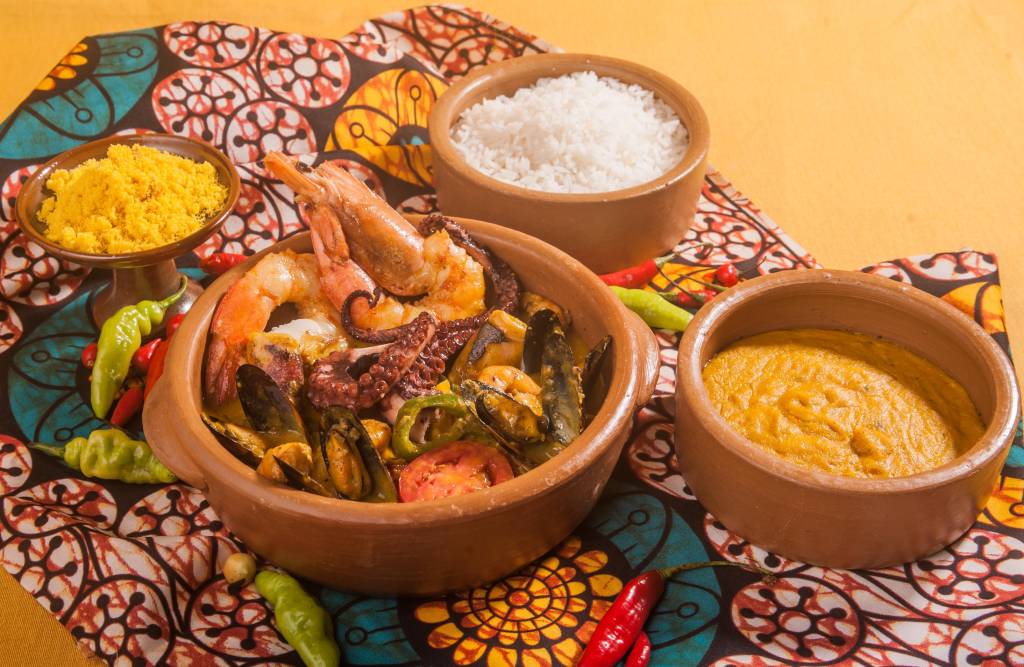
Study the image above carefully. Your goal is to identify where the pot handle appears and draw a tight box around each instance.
[622,306,662,410]
[142,376,208,491]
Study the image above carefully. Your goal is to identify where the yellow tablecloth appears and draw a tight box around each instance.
[0,0,1022,662]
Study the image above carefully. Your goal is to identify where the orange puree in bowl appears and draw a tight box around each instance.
[701,329,985,479]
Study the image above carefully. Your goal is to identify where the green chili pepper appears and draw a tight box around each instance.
[610,286,693,332]
[31,429,177,484]
[255,570,340,667]
[392,393,476,460]
[91,279,187,419]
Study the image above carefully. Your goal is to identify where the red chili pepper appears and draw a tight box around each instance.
[80,342,98,369]
[131,338,164,375]
[715,263,739,287]
[599,254,673,288]
[673,291,700,308]
[625,632,651,667]
[199,252,247,276]
[109,386,144,426]
[165,313,186,337]
[578,561,768,667]
[696,288,717,304]
[144,339,170,400]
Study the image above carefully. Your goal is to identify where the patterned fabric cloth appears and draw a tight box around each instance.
[0,5,1021,665]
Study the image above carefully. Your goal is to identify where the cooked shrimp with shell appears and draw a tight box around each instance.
[201,153,612,503]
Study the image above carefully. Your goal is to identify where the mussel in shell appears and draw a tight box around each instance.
[521,292,570,329]
[449,310,527,385]
[269,448,338,498]
[201,411,267,467]
[522,309,559,375]
[318,408,398,503]
[457,380,536,474]
[473,386,547,445]
[247,333,305,400]
[524,310,584,445]
[581,336,612,424]
[236,364,307,442]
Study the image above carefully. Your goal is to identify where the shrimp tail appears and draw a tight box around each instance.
[204,335,240,406]
[265,151,428,296]
[304,202,376,312]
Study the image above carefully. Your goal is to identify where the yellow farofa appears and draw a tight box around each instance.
[38,144,227,254]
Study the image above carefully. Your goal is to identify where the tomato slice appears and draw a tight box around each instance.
[399,440,514,502]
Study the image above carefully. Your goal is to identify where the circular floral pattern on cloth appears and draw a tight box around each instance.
[953,611,1024,666]
[0,6,1021,666]
[0,220,89,307]
[258,33,351,108]
[732,576,861,663]
[412,536,622,665]
[163,22,259,69]
[909,528,1024,608]
[152,67,252,145]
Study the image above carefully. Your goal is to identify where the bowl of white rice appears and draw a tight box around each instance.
[429,53,709,274]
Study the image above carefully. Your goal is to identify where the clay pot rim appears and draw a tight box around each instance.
[15,133,241,269]
[677,269,1021,495]
[429,52,710,203]
[154,217,658,526]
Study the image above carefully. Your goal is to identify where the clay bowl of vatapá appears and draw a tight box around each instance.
[675,269,1020,569]
[143,215,661,596]
[429,52,710,275]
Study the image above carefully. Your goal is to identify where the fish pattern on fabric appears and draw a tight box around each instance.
[0,5,1020,665]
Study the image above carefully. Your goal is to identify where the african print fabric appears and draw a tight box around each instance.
[0,5,1021,665]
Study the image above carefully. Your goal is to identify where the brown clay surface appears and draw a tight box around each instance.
[675,269,1020,568]
[144,216,661,596]
[429,53,709,274]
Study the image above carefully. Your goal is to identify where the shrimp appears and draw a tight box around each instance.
[264,152,485,330]
[204,250,339,405]
[477,365,543,416]
[353,229,485,329]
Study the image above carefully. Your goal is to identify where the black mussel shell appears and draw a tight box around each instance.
[475,389,547,445]
[274,456,338,498]
[466,322,505,366]
[236,364,306,440]
[581,336,613,424]
[201,412,266,467]
[540,328,583,445]
[320,408,398,503]
[522,309,560,375]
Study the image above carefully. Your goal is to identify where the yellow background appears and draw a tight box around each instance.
[1,0,1023,662]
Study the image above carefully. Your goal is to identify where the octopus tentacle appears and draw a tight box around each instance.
[395,319,481,399]
[340,289,401,343]
[307,312,436,410]
[340,217,521,346]
[418,214,521,313]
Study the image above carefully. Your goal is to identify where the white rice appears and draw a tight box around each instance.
[450,70,688,194]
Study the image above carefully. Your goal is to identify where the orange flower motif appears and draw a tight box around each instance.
[414,536,622,666]
[650,263,716,295]
[36,43,90,92]
[980,475,1024,530]
[326,68,447,186]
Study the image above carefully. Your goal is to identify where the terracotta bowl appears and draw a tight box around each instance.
[675,269,1020,568]
[143,216,660,596]
[15,133,240,324]
[429,53,710,274]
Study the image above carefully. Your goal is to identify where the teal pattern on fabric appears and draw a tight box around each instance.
[7,269,202,443]
[586,481,719,663]
[320,591,420,665]
[9,287,103,443]
[0,29,159,159]
[1007,421,1024,467]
